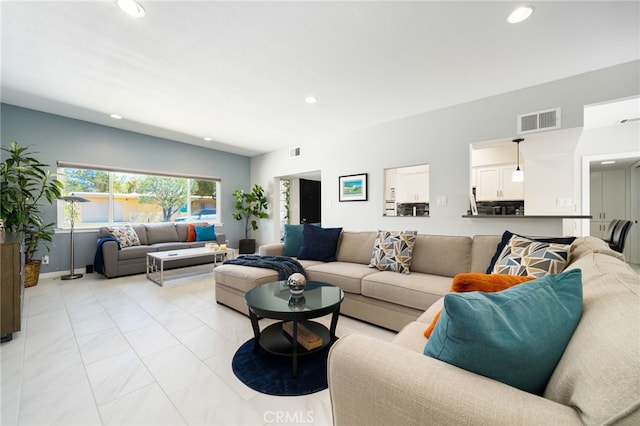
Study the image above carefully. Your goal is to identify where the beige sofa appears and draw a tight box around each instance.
[214,231,502,331]
[97,223,226,278]
[328,236,639,425]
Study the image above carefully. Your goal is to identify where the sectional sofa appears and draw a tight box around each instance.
[328,236,639,425]
[97,222,226,278]
[214,230,502,331]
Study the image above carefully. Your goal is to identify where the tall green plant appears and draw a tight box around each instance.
[232,184,269,240]
[1,141,63,262]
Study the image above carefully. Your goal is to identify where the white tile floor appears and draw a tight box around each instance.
[1,265,396,426]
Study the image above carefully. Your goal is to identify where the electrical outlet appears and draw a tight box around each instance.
[436,196,447,206]
[42,255,49,265]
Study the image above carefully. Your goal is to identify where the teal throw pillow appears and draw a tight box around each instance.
[297,224,342,262]
[283,224,304,257]
[282,223,320,257]
[195,224,216,242]
[424,269,583,395]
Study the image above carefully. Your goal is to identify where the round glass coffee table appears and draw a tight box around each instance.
[245,280,344,378]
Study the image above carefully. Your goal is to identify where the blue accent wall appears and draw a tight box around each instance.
[1,104,250,274]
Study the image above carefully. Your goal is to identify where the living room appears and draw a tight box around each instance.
[1,1,639,425]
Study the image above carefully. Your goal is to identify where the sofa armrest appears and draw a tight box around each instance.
[215,233,226,244]
[258,243,284,256]
[328,334,581,426]
[100,240,119,278]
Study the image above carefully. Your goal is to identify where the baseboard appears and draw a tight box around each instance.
[39,269,95,280]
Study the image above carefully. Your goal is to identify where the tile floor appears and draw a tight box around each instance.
[1,265,396,426]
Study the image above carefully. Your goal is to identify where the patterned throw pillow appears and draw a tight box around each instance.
[492,235,571,277]
[108,225,140,248]
[369,230,417,274]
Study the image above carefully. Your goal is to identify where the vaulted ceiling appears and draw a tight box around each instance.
[2,1,638,157]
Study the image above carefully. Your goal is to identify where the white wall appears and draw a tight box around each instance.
[522,127,583,216]
[251,61,640,246]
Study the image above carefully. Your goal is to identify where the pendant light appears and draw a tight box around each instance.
[512,138,524,182]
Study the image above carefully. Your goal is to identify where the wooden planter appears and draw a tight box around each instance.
[24,260,42,287]
[239,239,256,254]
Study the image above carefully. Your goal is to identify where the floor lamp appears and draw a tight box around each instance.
[60,195,90,280]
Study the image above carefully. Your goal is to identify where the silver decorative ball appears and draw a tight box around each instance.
[287,273,307,295]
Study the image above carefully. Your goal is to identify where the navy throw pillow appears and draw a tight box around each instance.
[297,224,342,262]
[486,230,577,273]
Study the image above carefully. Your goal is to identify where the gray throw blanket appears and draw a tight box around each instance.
[223,255,307,281]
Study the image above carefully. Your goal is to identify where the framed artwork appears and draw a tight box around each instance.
[469,193,478,215]
[339,173,368,202]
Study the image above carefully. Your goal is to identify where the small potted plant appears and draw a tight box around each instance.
[1,141,63,286]
[232,184,269,254]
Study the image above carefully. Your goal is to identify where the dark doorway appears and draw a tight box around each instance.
[299,179,321,224]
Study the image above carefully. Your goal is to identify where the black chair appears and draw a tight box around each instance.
[603,219,622,244]
[608,220,633,253]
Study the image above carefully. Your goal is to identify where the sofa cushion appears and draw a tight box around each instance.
[369,230,417,274]
[108,225,141,248]
[492,235,571,277]
[175,223,188,242]
[410,235,472,277]
[336,232,377,264]
[195,224,216,241]
[424,269,583,395]
[297,224,342,262]
[130,224,148,245]
[117,245,156,260]
[470,235,502,272]
[214,264,279,293]
[306,262,377,294]
[145,223,180,244]
[486,230,576,273]
[362,271,452,311]
[423,273,536,338]
[153,242,191,251]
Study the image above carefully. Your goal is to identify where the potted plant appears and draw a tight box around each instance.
[232,184,269,254]
[1,141,63,286]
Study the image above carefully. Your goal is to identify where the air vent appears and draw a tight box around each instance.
[290,147,301,158]
[517,107,561,134]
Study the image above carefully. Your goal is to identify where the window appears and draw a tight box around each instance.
[279,179,290,240]
[57,163,220,228]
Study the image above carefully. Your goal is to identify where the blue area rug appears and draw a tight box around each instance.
[232,338,333,396]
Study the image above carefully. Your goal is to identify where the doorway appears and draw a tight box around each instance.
[587,155,640,264]
[299,179,321,224]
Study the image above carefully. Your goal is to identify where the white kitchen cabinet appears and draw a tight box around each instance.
[474,164,524,201]
[590,169,626,238]
[395,167,429,203]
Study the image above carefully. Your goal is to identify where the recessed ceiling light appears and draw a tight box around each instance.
[507,6,534,24]
[601,160,616,165]
[116,0,145,18]
[203,137,212,142]
[304,96,318,104]
[110,114,123,119]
